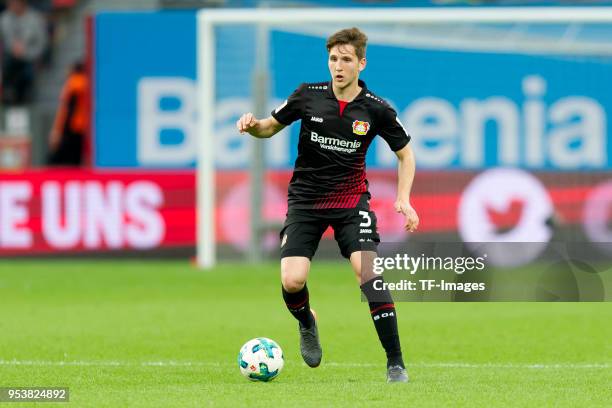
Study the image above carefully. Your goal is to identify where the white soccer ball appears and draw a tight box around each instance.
[237,337,284,382]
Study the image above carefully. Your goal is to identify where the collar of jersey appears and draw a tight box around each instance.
[326,79,367,102]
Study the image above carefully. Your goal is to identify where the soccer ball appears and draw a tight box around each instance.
[238,338,284,382]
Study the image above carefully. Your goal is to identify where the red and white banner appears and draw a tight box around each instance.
[0,170,195,255]
[0,169,610,256]
[214,170,612,246]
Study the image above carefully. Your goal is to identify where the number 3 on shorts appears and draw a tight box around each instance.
[359,210,371,227]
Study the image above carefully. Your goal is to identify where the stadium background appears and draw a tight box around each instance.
[0,1,611,259]
[0,1,611,406]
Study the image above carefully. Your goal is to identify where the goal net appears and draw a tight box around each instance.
[196,8,612,268]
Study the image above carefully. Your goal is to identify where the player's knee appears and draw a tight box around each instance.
[350,251,377,283]
[280,258,309,292]
[281,268,307,292]
[281,275,305,293]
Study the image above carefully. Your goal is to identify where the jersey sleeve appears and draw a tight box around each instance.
[378,104,411,152]
[271,83,306,126]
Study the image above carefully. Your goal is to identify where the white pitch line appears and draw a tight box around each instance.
[0,360,222,368]
[0,360,610,369]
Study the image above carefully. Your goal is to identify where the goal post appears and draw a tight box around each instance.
[196,7,612,269]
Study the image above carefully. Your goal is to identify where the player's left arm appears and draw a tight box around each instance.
[394,144,419,232]
[377,102,420,233]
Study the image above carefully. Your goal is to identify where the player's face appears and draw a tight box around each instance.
[328,44,366,90]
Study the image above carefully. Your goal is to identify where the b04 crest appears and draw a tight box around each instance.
[352,120,370,136]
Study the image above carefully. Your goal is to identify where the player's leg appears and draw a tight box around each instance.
[333,209,408,382]
[279,215,328,367]
[350,251,407,382]
[281,256,314,328]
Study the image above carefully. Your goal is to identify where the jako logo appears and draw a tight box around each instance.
[310,116,323,123]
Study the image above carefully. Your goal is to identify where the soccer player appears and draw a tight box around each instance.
[236,27,419,383]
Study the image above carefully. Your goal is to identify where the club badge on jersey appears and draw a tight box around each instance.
[352,120,370,136]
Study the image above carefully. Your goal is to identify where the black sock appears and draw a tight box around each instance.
[282,284,314,329]
[360,276,404,368]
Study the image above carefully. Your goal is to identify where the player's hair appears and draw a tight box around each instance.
[326,27,368,60]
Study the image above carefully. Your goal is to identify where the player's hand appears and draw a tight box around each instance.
[236,112,260,134]
[394,200,419,232]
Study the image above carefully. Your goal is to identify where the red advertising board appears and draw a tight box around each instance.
[215,169,611,251]
[0,169,610,256]
[0,169,195,255]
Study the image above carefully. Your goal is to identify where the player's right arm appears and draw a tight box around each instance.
[237,83,306,138]
[236,113,285,138]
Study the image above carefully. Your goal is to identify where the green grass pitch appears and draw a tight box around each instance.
[1,260,611,407]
